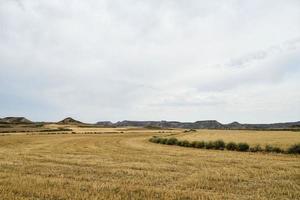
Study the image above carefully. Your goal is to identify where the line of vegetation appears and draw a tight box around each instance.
[149,137,300,154]
[222,128,300,132]
[77,125,116,128]
[39,128,72,132]
[0,128,72,134]
[0,130,37,133]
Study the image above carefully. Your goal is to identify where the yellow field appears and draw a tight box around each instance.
[0,128,299,200]
[170,129,300,149]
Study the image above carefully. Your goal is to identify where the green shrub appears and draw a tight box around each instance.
[191,141,198,148]
[237,143,249,152]
[160,138,168,144]
[226,142,237,151]
[205,141,215,149]
[287,143,300,154]
[265,145,284,153]
[250,145,262,152]
[155,137,163,143]
[150,136,290,155]
[182,140,191,147]
[265,145,273,152]
[213,140,225,150]
[152,137,166,144]
[194,141,206,148]
[272,147,284,153]
[149,137,160,143]
[183,129,197,133]
[166,137,178,145]
[177,140,184,146]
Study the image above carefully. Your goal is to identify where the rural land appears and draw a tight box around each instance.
[0,117,299,200]
[2,1,300,200]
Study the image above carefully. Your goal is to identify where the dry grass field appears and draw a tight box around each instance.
[170,129,300,149]
[0,127,299,200]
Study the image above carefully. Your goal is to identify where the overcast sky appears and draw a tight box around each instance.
[0,0,300,123]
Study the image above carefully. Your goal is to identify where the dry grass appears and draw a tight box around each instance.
[0,127,299,200]
[174,129,300,149]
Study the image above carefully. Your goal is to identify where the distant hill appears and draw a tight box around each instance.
[106,120,225,129]
[193,120,224,129]
[96,120,300,130]
[238,121,300,129]
[0,117,32,124]
[58,117,83,124]
[1,116,299,130]
[96,121,114,127]
[225,121,245,129]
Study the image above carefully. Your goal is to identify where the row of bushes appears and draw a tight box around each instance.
[40,128,72,132]
[0,128,72,134]
[149,137,300,154]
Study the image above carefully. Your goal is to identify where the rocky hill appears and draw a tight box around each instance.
[96,121,114,127]
[0,117,32,124]
[225,121,246,129]
[58,117,83,124]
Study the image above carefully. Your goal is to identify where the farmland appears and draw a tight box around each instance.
[0,126,299,200]
[165,129,300,150]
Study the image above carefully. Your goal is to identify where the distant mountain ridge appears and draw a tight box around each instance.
[97,120,300,130]
[1,116,299,129]
[97,120,224,129]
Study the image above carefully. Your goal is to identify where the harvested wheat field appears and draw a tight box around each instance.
[0,129,299,200]
[170,129,300,149]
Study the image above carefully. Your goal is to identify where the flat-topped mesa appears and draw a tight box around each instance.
[58,117,83,124]
[0,117,32,124]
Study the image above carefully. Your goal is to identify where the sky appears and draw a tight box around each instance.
[0,0,300,123]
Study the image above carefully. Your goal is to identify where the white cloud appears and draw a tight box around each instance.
[0,0,299,123]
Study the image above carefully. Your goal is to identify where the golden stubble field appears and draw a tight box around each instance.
[168,129,300,149]
[0,126,299,200]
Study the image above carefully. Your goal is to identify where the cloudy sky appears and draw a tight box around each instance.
[0,0,300,123]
